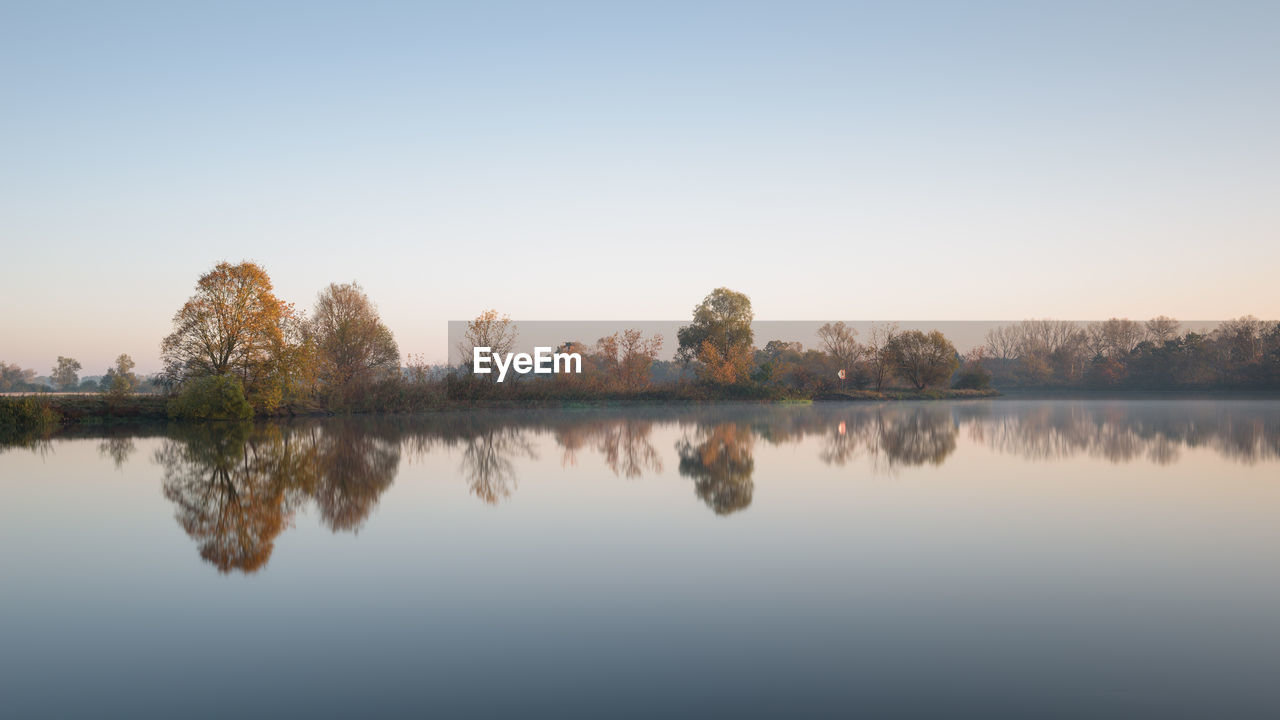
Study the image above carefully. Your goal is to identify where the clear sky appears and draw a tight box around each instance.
[2,1,1277,372]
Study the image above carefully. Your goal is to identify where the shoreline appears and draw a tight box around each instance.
[9,386,1280,435]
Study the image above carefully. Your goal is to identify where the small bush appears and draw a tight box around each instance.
[168,375,254,421]
[952,367,992,390]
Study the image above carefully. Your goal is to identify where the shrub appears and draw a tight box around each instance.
[168,375,254,421]
[0,397,61,439]
[952,366,992,390]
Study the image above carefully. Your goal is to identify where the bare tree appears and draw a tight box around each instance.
[1145,316,1180,344]
[864,322,899,391]
[1215,316,1268,365]
[816,321,862,373]
[1084,323,1108,358]
[1088,318,1144,358]
[985,325,1019,362]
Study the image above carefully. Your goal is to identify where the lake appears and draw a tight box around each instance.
[2,400,1279,718]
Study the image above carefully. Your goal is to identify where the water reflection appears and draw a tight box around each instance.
[157,424,297,573]
[555,418,663,478]
[677,422,754,515]
[804,406,958,473]
[98,435,137,469]
[962,402,1280,465]
[457,428,535,505]
[8,400,1280,574]
[155,419,401,572]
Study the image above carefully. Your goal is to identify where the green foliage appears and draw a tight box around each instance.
[884,330,959,390]
[676,288,755,366]
[168,375,254,421]
[103,354,139,400]
[51,356,82,391]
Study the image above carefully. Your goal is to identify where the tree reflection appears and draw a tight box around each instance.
[157,423,296,574]
[971,402,1280,465]
[113,400,1280,573]
[813,406,958,471]
[97,436,136,469]
[555,419,662,478]
[872,406,958,468]
[156,419,402,572]
[459,428,536,505]
[308,421,401,532]
[598,420,663,478]
[677,422,755,515]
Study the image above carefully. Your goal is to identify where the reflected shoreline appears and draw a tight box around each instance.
[7,400,1280,574]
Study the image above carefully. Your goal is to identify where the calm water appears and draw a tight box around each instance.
[2,400,1280,718]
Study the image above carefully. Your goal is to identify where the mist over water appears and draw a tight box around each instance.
[3,400,1280,717]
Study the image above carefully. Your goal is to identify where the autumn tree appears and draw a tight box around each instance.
[161,261,308,412]
[310,282,400,405]
[697,339,755,385]
[595,329,663,391]
[51,356,81,391]
[456,309,517,375]
[102,354,138,399]
[676,287,755,384]
[884,330,959,390]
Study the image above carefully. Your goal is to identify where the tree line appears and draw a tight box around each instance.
[6,263,1278,418]
[981,316,1280,389]
[1,355,148,397]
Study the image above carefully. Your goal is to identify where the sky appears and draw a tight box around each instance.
[2,0,1278,372]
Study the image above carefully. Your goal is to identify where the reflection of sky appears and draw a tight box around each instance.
[2,401,1280,716]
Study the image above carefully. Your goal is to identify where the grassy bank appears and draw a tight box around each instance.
[1,385,995,436]
[0,396,63,445]
[0,395,170,442]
